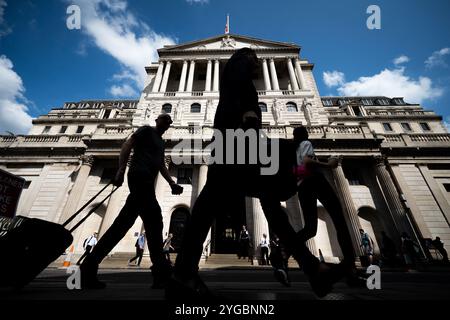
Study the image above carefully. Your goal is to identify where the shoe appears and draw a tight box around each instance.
[165,273,215,301]
[80,262,106,290]
[306,263,335,298]
[274,268,291,287]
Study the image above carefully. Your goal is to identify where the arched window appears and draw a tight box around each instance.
[286,102,298,112]
[162,104,172,114]
[259,102,268,113]
[190,103,201,113]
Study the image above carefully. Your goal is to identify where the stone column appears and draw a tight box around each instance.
[59,155,94,226]
[197,164,211,260]
[198,164,208,194]
[213,59,220,92]
[287,58,300,91]
[269,58,280,91]
[262,59,272,91]
[286,196,317,255]
[205,60,212,92]
[186,60,196,93]
[152,61,165,93]
[374,156,416,235]
[331,158,364,256]
[99,166,128,237]
[159,60,172,93]
[294,58,307,90]
[247,198,270,264]
[178,60,188,92]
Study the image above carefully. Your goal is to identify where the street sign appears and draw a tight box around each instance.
[0,168,25,218]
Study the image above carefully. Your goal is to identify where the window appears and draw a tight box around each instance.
[76,126,84,134]
[343,166,363,186]
[444,184,450,192]
[383,123,393,132]
[177,168,193,185]
[352,106,362,116]
[378,98,390,106]
[100,168,116,184]
[259,103,268,113]
[401,123,412,132]
[393,98,405,105]
[286,102,298,112]
[190,103,201,113]
[42,126,51,134]
[361,99,372,106]
[60,126,68,134]
[420,122,431,132]
[23,181,32,189]
[322,99,333,107]
[162,104,172,114]
[103,109,111,119]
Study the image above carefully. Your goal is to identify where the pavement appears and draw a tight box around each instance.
[1,267,450,301]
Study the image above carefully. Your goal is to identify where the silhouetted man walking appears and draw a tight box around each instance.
[81,114,183,289]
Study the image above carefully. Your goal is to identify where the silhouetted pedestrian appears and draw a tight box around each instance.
[260,233,270,265]
[80,114,184,289]
[129,232,146,267]
[76,232,98,265]
[163,233,175,265]
[432,236,449,263]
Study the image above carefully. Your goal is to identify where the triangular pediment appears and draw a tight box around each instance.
[159,34,299,52]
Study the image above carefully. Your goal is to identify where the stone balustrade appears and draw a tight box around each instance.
[381,133,450,147]
[0,135,91,148]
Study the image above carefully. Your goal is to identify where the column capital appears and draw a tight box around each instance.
[80,155,95,167]
[374,155,387,167]
[334,155,344,166]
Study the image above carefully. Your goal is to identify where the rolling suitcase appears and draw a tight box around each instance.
[0,182,118,288]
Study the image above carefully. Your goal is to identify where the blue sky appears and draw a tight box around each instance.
[0,0,449,134]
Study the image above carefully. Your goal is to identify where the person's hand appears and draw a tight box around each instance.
[113,170,125,187]
[170,183,184,195]
[327,157,339,169]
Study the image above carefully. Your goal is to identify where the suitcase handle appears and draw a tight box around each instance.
[62,182,116,228]
[68,186,119,233]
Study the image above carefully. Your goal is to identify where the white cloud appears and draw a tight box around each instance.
[335,67,443,104]
[0,55,33,134]
[110,84,138,97]
[323,71,345,88]
[393,55,410,66]
[186,0,209,4]
[68,0,176,94]
[425,47,450,68]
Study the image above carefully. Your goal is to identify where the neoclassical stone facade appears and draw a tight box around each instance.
[1,34,449,263]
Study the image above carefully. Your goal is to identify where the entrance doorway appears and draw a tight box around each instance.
[169,207,190,252]
[211,198,246,254]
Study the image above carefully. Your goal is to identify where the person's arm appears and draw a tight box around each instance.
[113,135,135,187]
[303,155,338,169]
[159,162,184,195]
